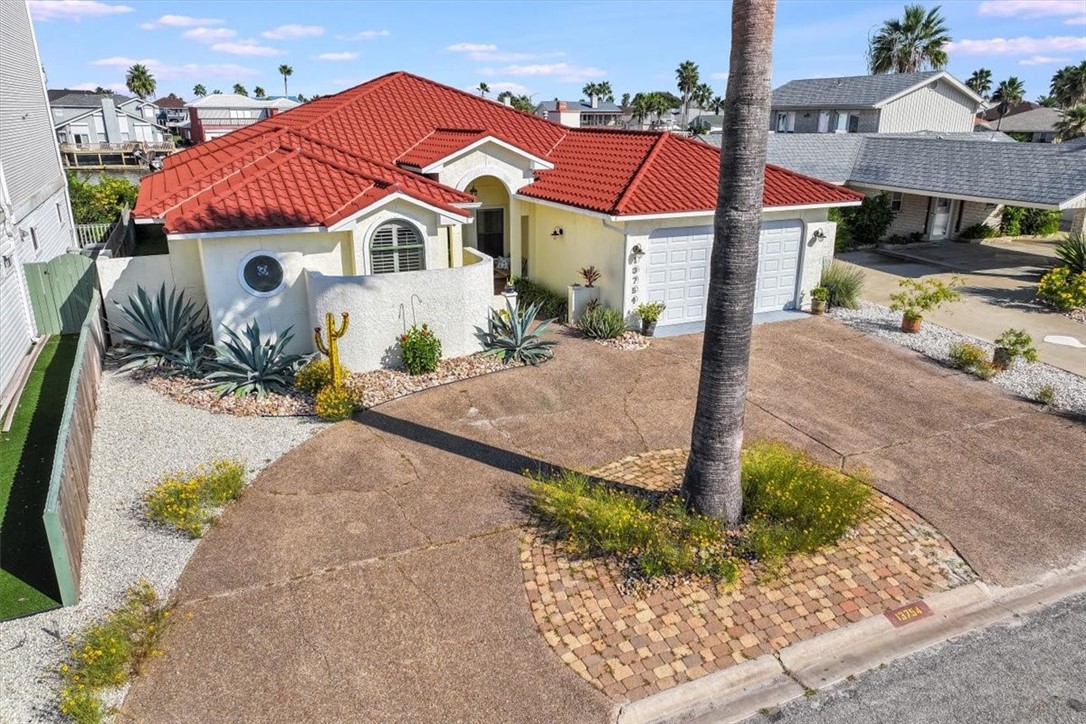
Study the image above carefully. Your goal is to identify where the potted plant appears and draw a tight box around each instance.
[636,301,666,336]
[567,266,602,324]
[992,328,1038,370]
[578,266,601,287]
[810,286,829,315]
[888,277,962,333]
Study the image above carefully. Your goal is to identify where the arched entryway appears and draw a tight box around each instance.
[463,175,510,259]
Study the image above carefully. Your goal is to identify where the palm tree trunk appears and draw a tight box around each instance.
[680,0,776,526]
[283,76,288,96]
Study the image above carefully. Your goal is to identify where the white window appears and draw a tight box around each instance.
[29,228,39,251]
[890,192,903,212]
[774,111,795,133]
[832,112,860,133]
[371,222,424,274]
[817,110,831,133]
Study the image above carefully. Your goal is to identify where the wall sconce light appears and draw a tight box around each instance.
[551,226,564,238]
[468,182,479,196]
[631,243,645,261]
[812,228,827,241]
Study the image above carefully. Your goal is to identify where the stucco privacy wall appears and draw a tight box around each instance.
[306,248,494,371]
[348,198,447,275]
[523,201,626,312]
[97,241,207,335]
[199,231,351,353]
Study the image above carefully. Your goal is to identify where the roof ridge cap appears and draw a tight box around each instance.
[613,133,670,214]
[395,129,441,164]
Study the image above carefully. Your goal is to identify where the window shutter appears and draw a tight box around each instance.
[370,222,424,274]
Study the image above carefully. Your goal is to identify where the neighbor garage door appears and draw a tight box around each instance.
[646,219,803,326]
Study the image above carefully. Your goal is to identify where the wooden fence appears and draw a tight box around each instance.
[42,291,104,606]
[23,253,98,335]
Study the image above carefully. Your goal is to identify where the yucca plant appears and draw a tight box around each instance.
[579,305,627,339]
[112,285,210,371]
[202,322,305,397]
[1055,233,1086,274]
[819,261,865,309]
[476,299,557,365]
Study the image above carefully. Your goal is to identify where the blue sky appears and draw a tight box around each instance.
[29,0,1086,102]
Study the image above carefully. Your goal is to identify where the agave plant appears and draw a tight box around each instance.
[476,299,557,366]
[112,284,211,372]
[166,343,207,378]
[1055,233,1086,275]
[202,322,305,397]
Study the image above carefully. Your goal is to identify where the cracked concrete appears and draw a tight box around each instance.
[122,319,1086,723]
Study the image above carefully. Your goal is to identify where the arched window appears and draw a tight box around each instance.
[370,222,425,273]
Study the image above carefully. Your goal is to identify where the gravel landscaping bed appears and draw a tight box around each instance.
[832,302,1086,417]
[0,374,318,723]
[594,330,651,351]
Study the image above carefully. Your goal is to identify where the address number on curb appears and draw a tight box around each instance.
[885,601,933,627]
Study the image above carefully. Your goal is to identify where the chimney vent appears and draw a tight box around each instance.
[590,94,599,109]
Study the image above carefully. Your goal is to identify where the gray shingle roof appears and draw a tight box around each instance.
[771,71,946,109]
[50,91,136,107]
[765,134,866,183]
[987,107,1063,133]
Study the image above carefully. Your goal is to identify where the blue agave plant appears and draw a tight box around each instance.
[476,299,557,366]
[202,322,306,397]
[112,284,211,372]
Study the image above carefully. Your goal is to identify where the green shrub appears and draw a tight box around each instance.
[1037,266,1086,310]
[1020,208,1062,236]
[294,357,347,395]
[958,223,999,241]
[948,342,996,379]
[836,193,896,245]
[144,459,246,537]
[513,277,568,320]
[635,301,667,323]
[67,172,138,224]
[740,443,872,563]
[1000,206,1025,236]
[399,323,442,375]
[58,580,167,724]
[828,208,854,251]
[1036,385,1056,407]
[994,328,1038,366]
[314,384,356,421]
[889,277,962,321]
[819,261,865,309]
[1056,233,1086,274]
[477,299,557,366]
[579,305,627,339]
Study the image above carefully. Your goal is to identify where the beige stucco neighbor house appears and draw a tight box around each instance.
[119,72,861,371]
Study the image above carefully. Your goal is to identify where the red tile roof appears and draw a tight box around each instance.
[136,72,861,234]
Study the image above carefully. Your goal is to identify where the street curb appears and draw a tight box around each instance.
[615,562,1086,724]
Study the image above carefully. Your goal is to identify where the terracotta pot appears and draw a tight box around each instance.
[811,299,827,315]
[992,346,1013,370]
[900,314,922,333]
[641,320,657,337]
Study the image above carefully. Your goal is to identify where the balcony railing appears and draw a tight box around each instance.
[59,141,176,153]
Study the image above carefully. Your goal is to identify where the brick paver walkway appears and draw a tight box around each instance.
[521,449,976,702]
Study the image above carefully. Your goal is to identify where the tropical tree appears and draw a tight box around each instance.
[193,83,207,97]
[681,0,776,526]
[93,86,109,95]
[868,4,950,74]
[1055,104,1086,142]
[497,90,535,112]
[965,68,992,99]
[676,60,700,127]
[278,64,293,96]
[710,95,725,114]
[630,93,652,126]
[621,92,630,107]
[991,76,1025,130]
[1036,95,1056,108]
[1051,61,1086,109]
[232,83,248,96]
[125,63,156,99]
[477,81,490,97]
[212,89,223,95]
[693,82,714,110]
[253,86,266,99]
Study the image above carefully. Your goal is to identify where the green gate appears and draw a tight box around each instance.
[23,253,98,335]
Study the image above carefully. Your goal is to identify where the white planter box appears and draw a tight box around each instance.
[567,285,601,324]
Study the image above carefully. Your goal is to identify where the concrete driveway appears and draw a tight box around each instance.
[839,241,1085,376]
[122,321,1086,723]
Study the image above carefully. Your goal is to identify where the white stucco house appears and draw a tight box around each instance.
[121,71,861,371]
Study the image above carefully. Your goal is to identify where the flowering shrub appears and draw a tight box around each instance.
[58,580,167,724]
[144,459,246,538]
[948,342,996,379]
[294,357,347,395]
[399,324,442,375]
[314,384,356,421]
[1037,266,1086,311]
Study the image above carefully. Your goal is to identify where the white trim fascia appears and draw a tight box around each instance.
[167,226,325,241]
[326,191,471,232]
[133,216,162,225]
[610,200,862,222]
[453,201,483,210]
[419,137,555,174]
[851,182,1064,210]
[875,71,985,108]
[514,193,615,221]
[1059,189,1086,209]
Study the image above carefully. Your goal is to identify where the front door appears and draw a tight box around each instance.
[930,197,951,239]
[476,208,504,258]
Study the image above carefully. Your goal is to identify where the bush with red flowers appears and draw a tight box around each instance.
[399,323,442,375]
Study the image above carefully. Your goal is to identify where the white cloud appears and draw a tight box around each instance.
[1067,15,1086,25]
[447,42,498,53]
[211,40,283,57]
[140,14,223,29]
[72,81,129,94]
[483,62,606,82]
[262,24,324,40]
[489,81,531,95]
[90,56,260,81]
[947,35,1086,55]
[335,29,391,40]
[28,1,133,21]
[978,1,1084,18]
[1018,55,1071,66]
[181,27,236,42]
[314,52,359,61]
[447,42,563,63]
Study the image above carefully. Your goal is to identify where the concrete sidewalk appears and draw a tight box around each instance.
[122,320,1086,722]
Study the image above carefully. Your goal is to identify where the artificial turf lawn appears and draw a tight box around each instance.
[0,336,78,620]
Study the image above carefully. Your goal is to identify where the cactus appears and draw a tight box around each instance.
[314,312,349,387]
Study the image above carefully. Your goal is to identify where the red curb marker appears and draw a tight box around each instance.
[885,601,933,627]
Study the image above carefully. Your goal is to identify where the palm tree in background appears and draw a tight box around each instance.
[991,76,1025,130]
[253,86,266,99]
[1051,61,1086,109]
[1055,105,1086,142]
[193,83,207,97]
[1036,95,1056,108]
[630,93,652,126]
[965,68,992,99]
[233,83,248,96]
[868,4,950,74]
[278,64,293,96]
[477,81,490,97]
[93,86,109,94]
[621,92,631,107]
[681,0,777,525]
[676,60,700,128]
[710,95,725,114]
[125,63,156,99]
[692,82,714,113]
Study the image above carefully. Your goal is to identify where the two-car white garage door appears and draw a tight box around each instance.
[645,219,803,327]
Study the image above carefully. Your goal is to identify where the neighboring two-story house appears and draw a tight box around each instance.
[536,96,623,128]
[152,95,189,135]
[0,0,77,398]
[184,94,301,144]
[50,91,169,146]
[769,70,983,134]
